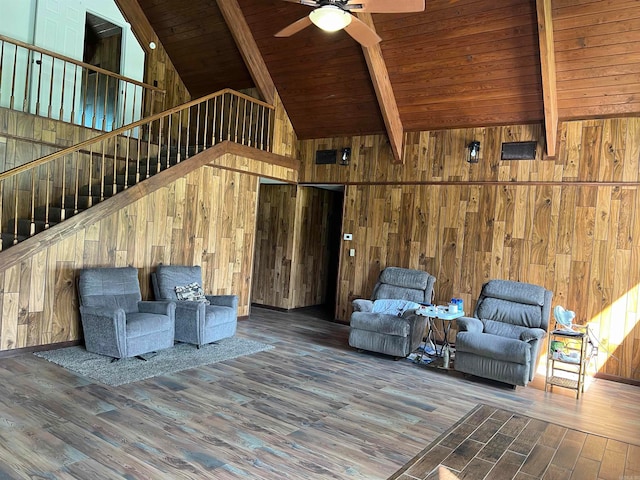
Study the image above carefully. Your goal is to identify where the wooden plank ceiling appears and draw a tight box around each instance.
[137,0,640,142]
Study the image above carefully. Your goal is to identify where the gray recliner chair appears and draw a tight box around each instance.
[151,264,237,348]
[349,267,436,358]
[77,267,176,360]
[454,279,552,387]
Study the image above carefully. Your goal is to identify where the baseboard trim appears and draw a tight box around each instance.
[595,372,640,387]
[0,340,81,358]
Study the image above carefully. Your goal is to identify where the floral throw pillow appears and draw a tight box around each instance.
[175,282,210,304]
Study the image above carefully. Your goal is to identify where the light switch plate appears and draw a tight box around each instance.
[343,233,352,241]
[349,248,355,257]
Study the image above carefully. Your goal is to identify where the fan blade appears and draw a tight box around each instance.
[347,0,425,13]
[280,0,318,6]
[343,15,382,47]
[275,15,313,37]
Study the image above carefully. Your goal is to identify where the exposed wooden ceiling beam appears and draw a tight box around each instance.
[356,13,404,164]
[113,0,157,54]
[216,0,276,105]
[536,0,559,158]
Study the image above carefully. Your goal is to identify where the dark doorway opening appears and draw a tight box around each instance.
[82,13,122,130]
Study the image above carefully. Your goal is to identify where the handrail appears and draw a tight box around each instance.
[0,88,273,181]
[0,88,275,250]
[0,34,164,93]
[0,33,165,133]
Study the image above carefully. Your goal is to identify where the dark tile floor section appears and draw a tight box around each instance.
[388,404,640,480]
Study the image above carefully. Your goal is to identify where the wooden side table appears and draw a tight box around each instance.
[545,324,594,399]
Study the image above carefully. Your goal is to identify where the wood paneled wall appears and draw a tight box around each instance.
[252,185,335,310]
[143,38,191,115]
[0,109,104,173]
[0,149,298,351]
[299,117,640,382]
[252,184,297,309]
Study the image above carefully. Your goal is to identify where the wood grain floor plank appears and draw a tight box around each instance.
[0,306,637,479]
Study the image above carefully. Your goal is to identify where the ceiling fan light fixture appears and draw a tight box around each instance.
[309,5,352,32]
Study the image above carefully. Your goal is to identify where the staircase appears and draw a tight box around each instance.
[0,89,275,252]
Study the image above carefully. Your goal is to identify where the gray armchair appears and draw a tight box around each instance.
[77,267,176,359]
[151,265,237,348]
[349,267,436,358]
[454,279,552,387]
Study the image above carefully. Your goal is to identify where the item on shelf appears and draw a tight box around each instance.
[442,345,451,368]
[554,305,576,331]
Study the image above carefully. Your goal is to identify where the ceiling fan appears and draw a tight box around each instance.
[274,0,426,47]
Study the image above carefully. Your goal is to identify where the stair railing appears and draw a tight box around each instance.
[0,34,165,132]
[0,88,274,251]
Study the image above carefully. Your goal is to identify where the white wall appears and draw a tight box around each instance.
[0,0,145,127]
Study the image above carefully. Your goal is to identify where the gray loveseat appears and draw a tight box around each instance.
[454,279,552,387]
[349,267,436,358]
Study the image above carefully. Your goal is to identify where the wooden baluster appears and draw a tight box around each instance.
[81,68,89,127]
[195,103,201,154]
[212,96,218,144]
[60,61,66,121]
[145,120,152,179]
[265,109,275,152]
[48,57,55,119]
[166,115,172,169]
[22,48,31,113]
[70,64,78,124]
[44,161,51,229]
[221,95,227,143]
[259,106,265,150]
[35,54,42,115]
[131,86,138,127]
[92,70,99,129]
[73,150,80,213]
[102,74,109,130]
[226,95,233,142]
[124,129,131,189]
[13,174,19,244]
[156,116,163,173]
[100,141,106,201]
[247,101,254,147]
[136,127,142,184]
[112,132,118,194]
[59,155,66,221]
[112,78,119,130]
[176,111,183,163]
[150,90,155,117]
[87,145,94,207]
[185,107,191,157]
[29,168,36,235]
[121,82,128,127]
[234,96,240,143]
[203,98,210,149]
[10,44,17,110]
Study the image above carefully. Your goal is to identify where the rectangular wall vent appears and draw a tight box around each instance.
[315,149,337,165]
[501,141,537,160]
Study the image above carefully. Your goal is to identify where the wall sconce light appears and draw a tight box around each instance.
[467,141,480,163]
[341,147,351,166]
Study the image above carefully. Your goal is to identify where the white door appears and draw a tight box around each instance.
[31,0,84,123]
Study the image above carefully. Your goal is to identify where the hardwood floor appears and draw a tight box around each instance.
[0,306,638,479]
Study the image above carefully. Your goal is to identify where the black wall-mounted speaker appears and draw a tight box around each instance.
[501,141,537,160]
[315,149,338,165]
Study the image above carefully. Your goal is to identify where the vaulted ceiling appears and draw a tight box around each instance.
[132,0,640,153]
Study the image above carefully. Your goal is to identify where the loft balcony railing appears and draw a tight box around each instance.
[0,88,274,251]
[0,33,165,132]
